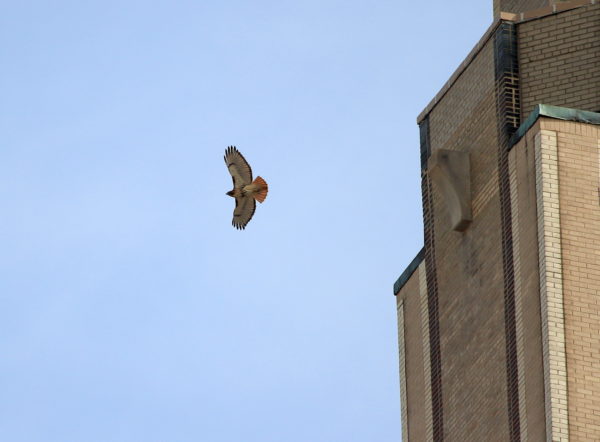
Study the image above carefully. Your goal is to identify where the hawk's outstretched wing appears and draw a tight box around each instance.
[224,146,253,188]
[232,195,256,230]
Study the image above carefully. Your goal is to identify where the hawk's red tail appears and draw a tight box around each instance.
[252,176,268,203]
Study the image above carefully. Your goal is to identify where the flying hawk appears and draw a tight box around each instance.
[224,146,268,230]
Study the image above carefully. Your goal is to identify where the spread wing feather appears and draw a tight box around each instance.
[232,195,256,230]
[224,146,253,188]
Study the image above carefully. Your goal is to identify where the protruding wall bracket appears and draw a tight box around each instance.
[428,149,472,232]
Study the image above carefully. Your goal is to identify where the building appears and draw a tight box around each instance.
[393,0,600,440]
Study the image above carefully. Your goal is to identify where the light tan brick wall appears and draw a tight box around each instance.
[518,3,600,118]
[396,264,429,442]
[535,127,570,440]
[427,39,512,441]
[509,123,548,441]
[402,2,600,440]
[541,119,600,441]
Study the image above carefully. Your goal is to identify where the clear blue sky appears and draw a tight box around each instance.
[1,2,489,441]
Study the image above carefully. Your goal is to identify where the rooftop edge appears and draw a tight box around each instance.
[393,247,425,296]
[509,104,600,147]
[416,0,597,124]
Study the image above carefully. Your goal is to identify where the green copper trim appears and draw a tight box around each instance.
[393,247,425,295]
[510,104,600,147]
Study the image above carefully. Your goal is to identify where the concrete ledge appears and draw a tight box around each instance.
[393,247,425,295]
[510,104,600,148]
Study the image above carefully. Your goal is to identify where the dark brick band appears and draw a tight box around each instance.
[494,21,522,442]
[420,117,431,170]
[420,116,444,441]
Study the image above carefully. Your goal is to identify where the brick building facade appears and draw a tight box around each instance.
[394,1,600,440]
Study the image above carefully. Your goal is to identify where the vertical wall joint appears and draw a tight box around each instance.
[419,116,444,441]
[494,20,522,442]
[398,300,409,441]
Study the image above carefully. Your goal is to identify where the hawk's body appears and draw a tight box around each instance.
[224,146,268,230]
